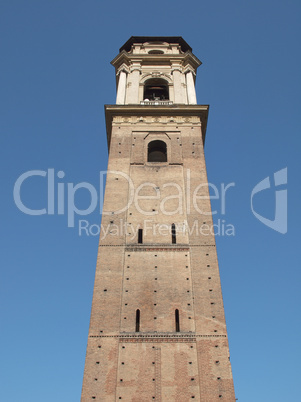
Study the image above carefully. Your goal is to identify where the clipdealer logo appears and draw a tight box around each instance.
[251,168,287,234]
[13,167,287,236]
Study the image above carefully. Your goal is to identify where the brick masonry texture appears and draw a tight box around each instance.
[81,118,235,401]
[81,36,235,401]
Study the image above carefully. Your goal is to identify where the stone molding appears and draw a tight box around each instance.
[112,115,201,125]
[89,333,227,342]
[183,64,196,76]
[116,63,130,76]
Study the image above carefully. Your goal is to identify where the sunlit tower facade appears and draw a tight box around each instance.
[81,36,235,401]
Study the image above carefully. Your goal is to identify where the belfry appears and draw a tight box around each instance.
[81,36,235,401]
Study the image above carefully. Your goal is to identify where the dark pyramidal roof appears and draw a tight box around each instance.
[119,36,192,53]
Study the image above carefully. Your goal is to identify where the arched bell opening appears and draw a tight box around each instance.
[143,78,169,101]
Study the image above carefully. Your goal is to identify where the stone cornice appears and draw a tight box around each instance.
[111,50,201,72]
[89,333,227,342]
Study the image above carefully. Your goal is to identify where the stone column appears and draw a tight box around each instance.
[116,70,127,105]
[126,67,140,104]
[172,68,183,104]
[186,71,197,105]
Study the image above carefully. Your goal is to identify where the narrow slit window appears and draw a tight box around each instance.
[175,309,180,332]
[171,223,176,244]
[135,309,140,332]
[138,229,143,244]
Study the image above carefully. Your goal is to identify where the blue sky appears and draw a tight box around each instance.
[1,0,300,401]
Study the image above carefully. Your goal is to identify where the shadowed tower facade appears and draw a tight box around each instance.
[81,37,235,401]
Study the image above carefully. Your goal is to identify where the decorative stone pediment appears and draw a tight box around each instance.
[140,72,172,84]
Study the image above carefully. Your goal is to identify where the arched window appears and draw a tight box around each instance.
[144,78,169,101]
[148,140,167,162]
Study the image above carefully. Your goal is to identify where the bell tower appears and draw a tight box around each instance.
[81,36,235,401]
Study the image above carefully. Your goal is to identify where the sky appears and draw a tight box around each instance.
[1,0,300,401]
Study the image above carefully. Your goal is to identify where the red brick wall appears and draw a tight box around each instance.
[81,117,235,401]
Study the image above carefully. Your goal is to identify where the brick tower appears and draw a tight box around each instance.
[81,37,235,401]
